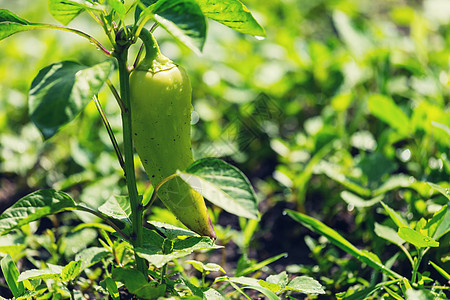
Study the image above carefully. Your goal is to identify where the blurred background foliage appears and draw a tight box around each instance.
[0,0,449,297]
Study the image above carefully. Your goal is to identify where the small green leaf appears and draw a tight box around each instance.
[340,191,383,208]
[429,261,450,280]
[178,158,259,219]
[242,285,280,300]
[0,189,76,235]
[74,247,110,271]
[285,276,325,295]
[374,223,404,246]
[368,94,411,136]
[203,288,225,299]
[138,0,207,54]
[29,60,115,139]
[98,195,131,223]
[380,201,409,228]
[181,277,203,298]
[61,261,81,282]
[196,0,265,37]
[397,227,439,248]
[49,0,100,25]
[108,0,126,18]
[100,277,120,300]
[17,265,63,282]
[112,268,166,299]
[265,271,288,291]
[427,182,450,201]
[384,286,404,300]
[432,205,450,240]
[148,221,197,239]
[186,260,225,273]
[258,280,282,293]
[0,255,24,298]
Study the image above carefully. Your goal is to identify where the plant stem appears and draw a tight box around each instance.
[92,95,125,171]
[36,24,113,56]
[76,205,129,241]
[115,47,147,277]
[411,248,424,284]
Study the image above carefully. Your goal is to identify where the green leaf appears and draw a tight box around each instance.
[433,205,450,240]
[186,260,225,273]
[340,191,383,208]
[258,280,282,293]
[203,288,225,300]
[148,221,197,239]
[112,267,166,299]
[265,271,288,291]
[98,195,131,223]
[135,0,158,21]
[139,0,207,54]
[136,236,221,268]
[0,9,40,41]
[61,261,81,282]
[17,265,63,282]
[374,223,404,246]
[196,0,265,37]
[100,277,120,300]
[74,247,110,271]
[380,201,409,228]
[181,277,204,298]
[397,227,439,248]
[0,254,24,298]
[0,9,30,24]
[242,285,280,300]
[285,276,325,295]
[108,0,126,18]
[49,0,100,25]
[29,60,115,139]
[427,182,450,201]
[316,161,371,197]
[178,158,259,219]
[0,189,76,235]
[368,94,411,136]
[286,209,402,279]
[429,261,450,280]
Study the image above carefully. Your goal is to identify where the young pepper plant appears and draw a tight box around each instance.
[0,0,265,294]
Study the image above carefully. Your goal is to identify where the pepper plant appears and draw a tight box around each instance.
[0,0,301,299]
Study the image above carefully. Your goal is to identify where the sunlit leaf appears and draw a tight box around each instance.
[368,94,411,136]
[178,158,259,219]
[397,227,439,248]
[49,0,101,25]
[98,195,131,223]
[0,189,76,235]
[29,60,115,139]
[61,261,81,281]
[285,276,325,295]
[196,0,265,37]
[0,255,24,298]
[374,223,404,246]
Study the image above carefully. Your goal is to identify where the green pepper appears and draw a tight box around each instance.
[129,30,215,239]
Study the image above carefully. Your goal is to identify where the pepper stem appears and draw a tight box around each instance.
[137,29,161,69]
